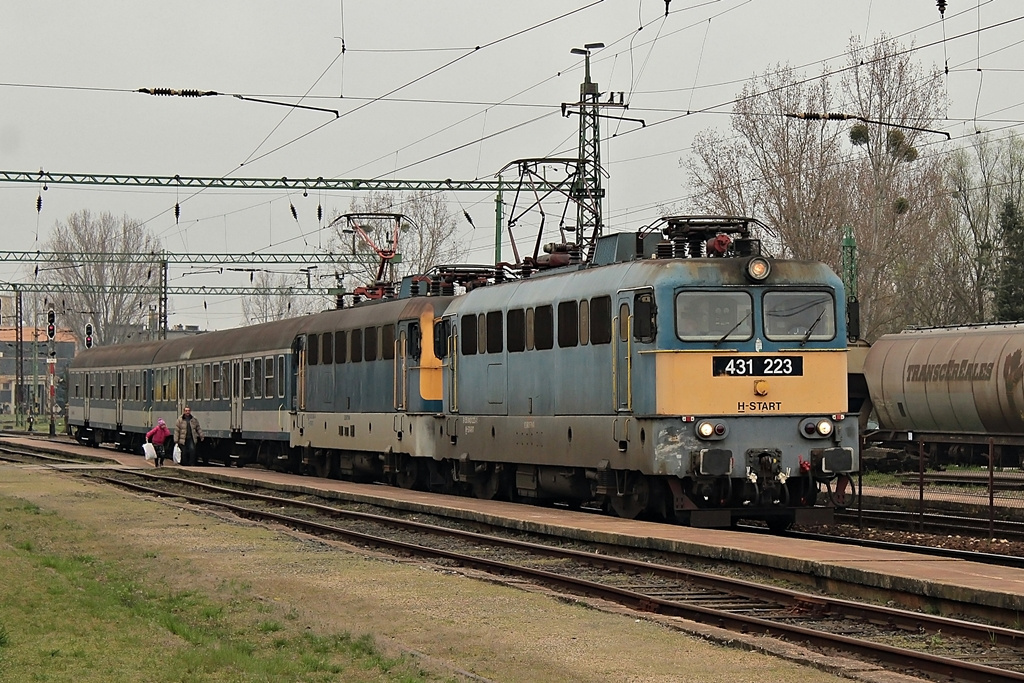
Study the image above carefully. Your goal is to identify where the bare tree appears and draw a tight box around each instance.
[41,210,162,345]
[241,270,324,324]
[686,64,849,263]
[685,35,950,340]
[330,191,466,289]
[841,35,949,337]
[944,131,1024,321]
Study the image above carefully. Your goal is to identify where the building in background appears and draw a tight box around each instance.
[0,326,77,416]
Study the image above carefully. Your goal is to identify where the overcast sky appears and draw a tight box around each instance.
[2,1,1022,330]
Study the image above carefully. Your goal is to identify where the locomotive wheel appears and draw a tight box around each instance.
[310,450,329,478]
[395,457,424,490]
[609,472,651,520]
[471,464,502,500]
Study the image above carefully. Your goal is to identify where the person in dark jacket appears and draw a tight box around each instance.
[174,406,204,466]
[145,418,172,467]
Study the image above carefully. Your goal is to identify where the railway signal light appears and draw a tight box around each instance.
[85,323,93,349]
[46,308,55,340]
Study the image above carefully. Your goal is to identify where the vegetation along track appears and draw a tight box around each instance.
[73,467,1024,683]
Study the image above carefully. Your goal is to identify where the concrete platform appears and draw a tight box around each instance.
[7,434,1024,623]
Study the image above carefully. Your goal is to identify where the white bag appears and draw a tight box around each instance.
[173,444,182,464]
[142,442,157,461]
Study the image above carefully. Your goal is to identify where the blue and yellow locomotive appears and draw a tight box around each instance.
[67,215,857,529]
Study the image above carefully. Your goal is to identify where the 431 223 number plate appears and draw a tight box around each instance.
[712,356,804,376]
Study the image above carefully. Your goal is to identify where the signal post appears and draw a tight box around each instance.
[46,308,55,436]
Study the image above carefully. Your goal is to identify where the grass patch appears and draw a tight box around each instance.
[0,493,449,682]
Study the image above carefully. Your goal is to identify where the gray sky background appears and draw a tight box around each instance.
[2,1,1021,329]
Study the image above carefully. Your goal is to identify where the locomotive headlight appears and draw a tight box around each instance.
[816,419,834,436]
[696,421,716,438]
[745,256,771,282]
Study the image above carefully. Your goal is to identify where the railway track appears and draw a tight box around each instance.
[74,468,1024,683]
[9,440,1024,680]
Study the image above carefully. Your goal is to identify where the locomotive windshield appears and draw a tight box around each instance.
[763,291,836,342]
[676,291,753,341]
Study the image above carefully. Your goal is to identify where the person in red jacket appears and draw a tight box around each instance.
[146,418,173,467]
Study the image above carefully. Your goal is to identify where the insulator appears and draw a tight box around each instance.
[174,203,180,223]
[463,210,475,228]
[937,0,946,17]
[290,204,298,221]
[36,195,42,213]
[657,241,674,259]
[317,204,323,222]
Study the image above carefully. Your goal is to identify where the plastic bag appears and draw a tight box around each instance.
[173,444,182,464]
[142,442,157,461]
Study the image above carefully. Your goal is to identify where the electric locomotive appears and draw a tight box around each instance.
[422,216,856,528]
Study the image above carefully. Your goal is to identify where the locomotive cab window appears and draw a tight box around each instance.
[633,291,656,343]
[764,291,836,342]
[433,319,450,359]
[408,322,422,360]
[676,291,753,342]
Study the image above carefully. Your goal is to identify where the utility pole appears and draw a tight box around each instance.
[565,43,628,259]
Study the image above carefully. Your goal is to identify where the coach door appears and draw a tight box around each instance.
[395,323,409,411]
[614,294,633,412]
[230,359,243,431]
[116,371,125,425]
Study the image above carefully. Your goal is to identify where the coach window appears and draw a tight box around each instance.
[253,357,264,398]
[322,331,334,365]
[135,372,142,401]
[525,308,535,350]
[264,356,275,397]
[675,291,753,342]
[212,363,221,400]
[351,328,363,362]
[558,301,579,348]
[618,303,630,342]
[243,359,253,398]
[764,291,836,342]
[277,355,285,398]
[461,315,478,355]
[507,309,525,352]
[365,326,378,361]
[535,305,554,350]
[486,311,503,353]
[382,324,396,360]
[633,290,657,343]
[204,363,212,400]
[591,296,612,345]
[197,364,205,400]
[307,333,319,366]
[335,330,347,364]
[186,365,194,401]
[221,363,230,399]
